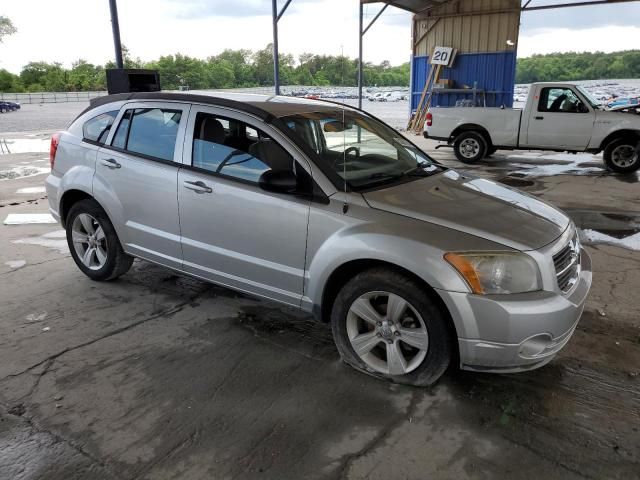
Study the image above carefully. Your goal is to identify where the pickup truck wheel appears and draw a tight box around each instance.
[485,146,498,157]
[453,132,487,164]
[604,138,640,173]
[331,268,452,387]
[66,199,134,281]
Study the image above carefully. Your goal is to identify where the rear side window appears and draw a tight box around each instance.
[83,111,118,145]
[111,108,182,161]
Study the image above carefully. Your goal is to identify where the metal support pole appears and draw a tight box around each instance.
[358,2,363,109]
[272,0,280,95]
[108,0,124,69]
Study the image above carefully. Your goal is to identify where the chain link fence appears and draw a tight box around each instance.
[0,91,108,104]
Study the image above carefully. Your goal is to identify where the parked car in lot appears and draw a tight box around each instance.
[425,82,640,173]
[0,101,20,113]
[46,92,592,386]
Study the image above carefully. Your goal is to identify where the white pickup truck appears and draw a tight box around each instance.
[424,82,640,173]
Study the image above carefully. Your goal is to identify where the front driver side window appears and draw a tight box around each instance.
[191,113,294,184]
[538,88,585,113]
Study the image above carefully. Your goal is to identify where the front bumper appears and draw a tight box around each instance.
[436,249,592,373]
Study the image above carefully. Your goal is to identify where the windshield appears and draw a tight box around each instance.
[282,109,441,190]
[576,86,601,109]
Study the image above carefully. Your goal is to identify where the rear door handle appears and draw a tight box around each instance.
[183,180,213,194]
[534,116,544,120]
[100,158,121,169]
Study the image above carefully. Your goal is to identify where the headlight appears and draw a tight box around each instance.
[444,252,541,294]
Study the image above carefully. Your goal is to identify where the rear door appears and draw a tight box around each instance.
[524,86,595,149]
[94,102,190,269]
[177,106,311,306]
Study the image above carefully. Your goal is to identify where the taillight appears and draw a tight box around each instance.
[50,133,60,170]
[426,112,433,127]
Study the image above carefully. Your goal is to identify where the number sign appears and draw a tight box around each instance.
[431,47,455,66]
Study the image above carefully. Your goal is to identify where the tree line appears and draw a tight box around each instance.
[0,45,410,93]
[516,50,640,84]
[1,47,639,93]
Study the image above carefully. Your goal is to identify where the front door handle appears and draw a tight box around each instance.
[183,180,213,194]
[534,116,544,120]
[100,158,121,169]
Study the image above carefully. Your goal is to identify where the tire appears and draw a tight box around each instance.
[331,268,452,387]
[603,137,640,174]
[485,146,498,157]
[453,131,487,164]
[66,199,133,281]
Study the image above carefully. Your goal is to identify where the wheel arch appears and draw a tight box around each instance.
[451,124,493,147]
[599,129,640,150]
[317,258,460,362]
[59,188,94,228]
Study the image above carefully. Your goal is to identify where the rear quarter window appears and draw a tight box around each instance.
[83,111,119,144]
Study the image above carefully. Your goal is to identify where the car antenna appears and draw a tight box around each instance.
[341,44,348,214]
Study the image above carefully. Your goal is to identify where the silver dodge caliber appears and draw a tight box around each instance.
[46,92,592,386]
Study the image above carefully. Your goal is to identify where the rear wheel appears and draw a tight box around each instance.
[453,131,487,164]
[485,146,498,157]
[331,268,452,386]
[603,138,640,173]
[66,199,133,281]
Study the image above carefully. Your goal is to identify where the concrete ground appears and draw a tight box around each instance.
[1,104,639,480]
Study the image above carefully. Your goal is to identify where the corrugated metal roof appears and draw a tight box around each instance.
[360,0,456,13]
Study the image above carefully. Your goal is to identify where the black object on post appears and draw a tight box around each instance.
[106,69,161,94]
[108,0,124,69]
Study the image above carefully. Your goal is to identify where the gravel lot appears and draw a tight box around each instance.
[0,102,639,479]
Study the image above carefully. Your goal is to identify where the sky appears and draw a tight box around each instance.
[1,0,640,73]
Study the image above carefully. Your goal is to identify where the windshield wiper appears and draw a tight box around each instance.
[402,161,443,176]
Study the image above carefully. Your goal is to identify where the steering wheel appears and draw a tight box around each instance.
[344,146,360,158]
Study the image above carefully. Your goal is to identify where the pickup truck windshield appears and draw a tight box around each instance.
[282,109,440,190]
[576,86,601,109]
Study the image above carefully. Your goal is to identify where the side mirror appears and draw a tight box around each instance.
[259,169,297,194]
[577,101,589,113]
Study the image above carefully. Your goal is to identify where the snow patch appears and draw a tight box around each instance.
[5,260,26,269]
[16,186,46,194]
[506,152,606,177]
[0,165,50,181]
[579,229,640,251]
[13,230,69,254]
[0,138,50,154]
[4,213,56,225]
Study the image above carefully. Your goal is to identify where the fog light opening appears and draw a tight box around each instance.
[519,334,552,358]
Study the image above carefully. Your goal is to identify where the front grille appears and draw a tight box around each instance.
[553,232,581,293]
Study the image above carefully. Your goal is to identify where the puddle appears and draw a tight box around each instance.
[13,230,68,254]
[0,138,49,154]
[497,177,536,188]
[0,166,50,181]
[565,209,640,251]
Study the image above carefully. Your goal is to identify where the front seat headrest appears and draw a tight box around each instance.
[249,140,292,172]
[200,117,226,144]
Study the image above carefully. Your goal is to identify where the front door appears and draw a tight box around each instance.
[524,86,595,149]
[177,108,310,306]
[95,102,190,269]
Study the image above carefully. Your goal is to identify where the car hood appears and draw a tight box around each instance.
[362,170,570,251]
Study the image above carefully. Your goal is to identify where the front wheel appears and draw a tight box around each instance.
[603,138,640,173]
[453,131,487,164]
[331,268,452,386]
[66,199,133,281]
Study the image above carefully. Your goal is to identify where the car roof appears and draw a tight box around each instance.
[85,91,353,120]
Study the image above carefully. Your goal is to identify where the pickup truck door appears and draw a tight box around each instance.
[524,86,595,150]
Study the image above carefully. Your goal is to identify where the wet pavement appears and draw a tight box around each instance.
[1,106,640,479]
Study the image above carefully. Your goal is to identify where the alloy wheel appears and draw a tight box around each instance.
[346,291,429,375]
[71,213,108,270]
